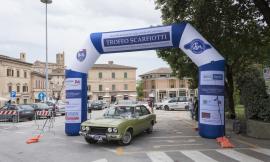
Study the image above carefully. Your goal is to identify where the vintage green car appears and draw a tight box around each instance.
[79,104,156,145]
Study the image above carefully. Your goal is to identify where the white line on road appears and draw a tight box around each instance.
[251,148,270,156]
[217,149,263,162]
[149,135,200,139]
[181,150,218,162]
[153,143,202,148]
[147,151,174,162]
[92,159,108,162]
[15,131,25,134]
[72,140,87,144]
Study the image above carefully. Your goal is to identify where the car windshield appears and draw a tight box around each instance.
[104,106,135,119]
[19,105,33,110]
[36,103,49,109]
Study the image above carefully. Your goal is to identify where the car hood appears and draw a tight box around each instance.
[82,117,127,127]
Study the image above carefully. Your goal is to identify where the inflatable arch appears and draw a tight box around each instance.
[65,22,225,139]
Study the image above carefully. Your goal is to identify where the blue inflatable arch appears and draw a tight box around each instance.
[65,22,225,139]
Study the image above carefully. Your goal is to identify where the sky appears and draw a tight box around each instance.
[0,0,170,77]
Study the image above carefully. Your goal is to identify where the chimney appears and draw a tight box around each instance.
[20,52,26,62]
[108,61,113,65]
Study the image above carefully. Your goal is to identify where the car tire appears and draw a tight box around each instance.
[164,105,169,111]
[84,137,98,144]
[119,130,132,146]
[146,122,154,134]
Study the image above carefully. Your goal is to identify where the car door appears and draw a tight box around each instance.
[133,106,145,134]
[140,105,152,130]
[168,98,178,109]
[177,96,188,110]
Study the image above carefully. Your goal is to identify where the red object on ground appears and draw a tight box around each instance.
[26,135,42,144]
[216,136,235,148]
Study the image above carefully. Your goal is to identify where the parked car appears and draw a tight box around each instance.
[55,101,66,116]
[0,104,35,122]
[80,104,156,145]
[89,101,104,110]
[163,96,189,111]
[31,103,52,111]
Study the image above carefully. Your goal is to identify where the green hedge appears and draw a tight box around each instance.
[236,67,270,122]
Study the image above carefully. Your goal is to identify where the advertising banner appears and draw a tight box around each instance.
[65,78,82,124]
[100,26,173,53]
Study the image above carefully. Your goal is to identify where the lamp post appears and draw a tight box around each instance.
[41,0,52,102]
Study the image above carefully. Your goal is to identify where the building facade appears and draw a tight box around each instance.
[32,52,65,101]
[139,67,194,102]
[87,61,137,103]
[0,53,32,106]
[31,71,52,102]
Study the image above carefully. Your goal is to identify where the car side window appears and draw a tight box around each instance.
[135,106,143,116]
[140,106,150,116]
[169,98,177,103]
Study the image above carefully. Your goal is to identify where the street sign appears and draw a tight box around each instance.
[10,91,16,98]
[38,92,46,101]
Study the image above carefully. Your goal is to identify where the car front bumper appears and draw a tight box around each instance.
[79,131,122,141]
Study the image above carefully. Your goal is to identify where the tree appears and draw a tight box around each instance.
[136,80,144,100]
[252,0,270,25]
[154,0,270,119]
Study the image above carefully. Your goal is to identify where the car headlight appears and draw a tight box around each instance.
[85,127,90,131]
[81,126,86,131]
[108,127,112,133]
[113,128,118,133]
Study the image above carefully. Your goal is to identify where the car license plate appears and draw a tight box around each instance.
[94,135,102,141]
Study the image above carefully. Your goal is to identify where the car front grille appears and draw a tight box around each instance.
[89,127,107,135]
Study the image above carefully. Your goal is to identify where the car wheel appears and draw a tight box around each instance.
[119,130,132,145]
[84,137,98,144]
[164,105,169,111]
[146,122,154,134]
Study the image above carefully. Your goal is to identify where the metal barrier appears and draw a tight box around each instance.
[0,110,19,129]
[34,110,54,132]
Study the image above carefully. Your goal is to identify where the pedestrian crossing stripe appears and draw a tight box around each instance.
[181,150,218,162]
[144,148,269,162]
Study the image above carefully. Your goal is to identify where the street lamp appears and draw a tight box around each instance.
[41,0,52,102]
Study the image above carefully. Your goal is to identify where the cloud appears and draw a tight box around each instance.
[0,0,168,76]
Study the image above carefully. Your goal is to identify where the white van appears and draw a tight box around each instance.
[163,96,189,111]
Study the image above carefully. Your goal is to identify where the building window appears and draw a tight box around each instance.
[7,69,13,77]
[87,85,91,91]
[98,72,102,79]
[169,79,176,88]
[17,85,20,93]
[8,85,12,93]
[151,80,155,89]
[124,72,128,79]
[24,99,27,104]
[24,71,27,78]
[16,98,20,104]
[124,84,128,90]
[17,70,20,77]
[23,85,28,92]
[99,85,103,91]
[112,84,116,91]
[112,72,115,79]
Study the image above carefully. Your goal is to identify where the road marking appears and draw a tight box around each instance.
[217,149,263,162]
[232,138,258,148]
[92,159,108,162]
[251,148,270,156]
[147,151,174,162]
[149,135,200,139]
[181,150,218,162]
[153,143,202,148]
[15,131,25,134]
[72,140,87,144]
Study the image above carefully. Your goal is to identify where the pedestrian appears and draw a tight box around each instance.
[188,98,194,119]
[193,97,199,121]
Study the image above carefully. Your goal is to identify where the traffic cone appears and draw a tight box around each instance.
[26,135,42,144]
[216,136,234,148]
